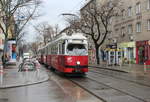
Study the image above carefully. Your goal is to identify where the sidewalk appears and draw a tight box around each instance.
[0,62,49,89]
[89,62,150,77]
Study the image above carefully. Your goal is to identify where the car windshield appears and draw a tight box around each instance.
[67,44,87,55]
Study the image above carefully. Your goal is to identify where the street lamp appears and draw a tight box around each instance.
[61,13,79,21]
[61,13,78,17]
[61,13,80,34]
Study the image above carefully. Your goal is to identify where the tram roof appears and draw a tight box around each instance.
[56,33,87,40]
[38,33,87,49]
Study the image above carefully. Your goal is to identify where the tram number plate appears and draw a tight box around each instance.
[75,69,81,72]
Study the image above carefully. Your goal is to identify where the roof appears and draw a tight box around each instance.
[59,33,87,40]
[38,33,87,50]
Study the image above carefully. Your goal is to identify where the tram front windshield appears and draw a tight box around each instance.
[67,44,87,55]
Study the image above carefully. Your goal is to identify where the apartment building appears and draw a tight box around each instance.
[80,0,150,65]
[111,0,150,64]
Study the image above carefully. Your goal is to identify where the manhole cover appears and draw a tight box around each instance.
[0,98,8,102]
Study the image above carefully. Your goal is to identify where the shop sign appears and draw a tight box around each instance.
[106,44,117,49]
[118,42,135,48]
[136,40,149,46]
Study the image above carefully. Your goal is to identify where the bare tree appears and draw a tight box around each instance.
[34,22,60,45]
[0,0,41,64]
[67,0,121,64]
[29,42,38,56]
[54,24,60,36]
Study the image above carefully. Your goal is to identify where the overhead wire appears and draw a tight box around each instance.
[56,0,86,29]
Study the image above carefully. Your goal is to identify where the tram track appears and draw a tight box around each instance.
[69,76,147,102]
[68,77,107,102]
[46,67,150,102]
[46,69,105,102]
[89,66,150,87]
[88,66,128,73]
[68,67,150,102]
[89,73,150,101]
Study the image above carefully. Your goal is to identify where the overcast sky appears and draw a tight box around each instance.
[26,0,87,42]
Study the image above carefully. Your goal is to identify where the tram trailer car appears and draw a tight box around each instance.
[44,33,88,74]
[37,47,45,64]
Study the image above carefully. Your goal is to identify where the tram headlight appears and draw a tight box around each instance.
[76,61,80,65]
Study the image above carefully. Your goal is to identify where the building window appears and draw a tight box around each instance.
[136,22,141,32]
[148,20,150,30]
[128,25,133,34]
[108,18,112,24]
[121,27,125,37]
[121,9,126,19]
[136,2,141,14]
[115,28,119,35]
[128,7,132,17]
[147,0,150,9]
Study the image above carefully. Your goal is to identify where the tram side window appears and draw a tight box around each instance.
[46,47,48,55]
[55,45,58,54]
[62,42,65,54]
[48,46,51,54]
[51,44,58,55]
[59,44,62,54]
[51,46,54,54]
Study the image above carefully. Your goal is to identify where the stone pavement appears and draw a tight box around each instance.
[89,62,150,77]
[0,62,49,89]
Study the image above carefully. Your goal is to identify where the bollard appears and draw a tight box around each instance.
[37,63,40,69]
[0,65,4,74]
[0,65,3,85]
[35,61,40,69]
[144,63,147,73]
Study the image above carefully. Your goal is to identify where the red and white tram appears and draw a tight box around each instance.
[37,46,46,64]
[38,33,88,74]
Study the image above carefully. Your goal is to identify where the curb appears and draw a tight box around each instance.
[88,66,128,73]
[0,77,49,89]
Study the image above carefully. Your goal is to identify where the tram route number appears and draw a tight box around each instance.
[75,69,81,72]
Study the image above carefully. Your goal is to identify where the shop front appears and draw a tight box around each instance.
[104,43,123,65]
[88,48,96,64]
[136,40,150,65]
[118,42,136,64]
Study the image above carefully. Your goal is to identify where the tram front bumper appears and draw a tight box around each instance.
[64,65,88,73]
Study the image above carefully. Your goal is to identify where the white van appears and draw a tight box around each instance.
[23,53,30,59]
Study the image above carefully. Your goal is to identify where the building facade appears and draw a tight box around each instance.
[80,0,150,65]
[111,0,150,64]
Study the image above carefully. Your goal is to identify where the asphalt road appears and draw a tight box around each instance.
[0,69,103,102]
